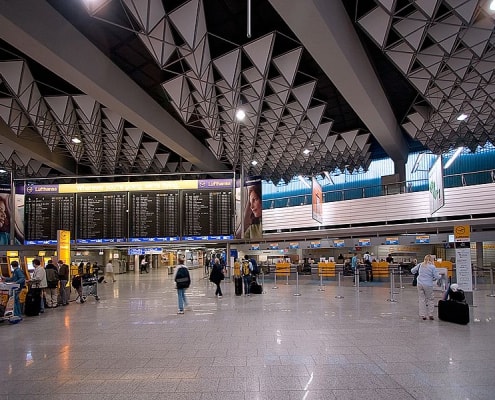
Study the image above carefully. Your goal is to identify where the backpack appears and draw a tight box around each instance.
[250,258,259,275]
[242,261,251,276]
[175,266,191,289]
[46,267,59,288]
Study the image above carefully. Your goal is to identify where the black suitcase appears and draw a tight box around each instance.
[24,289,41,316]
[234,277,242,296]
[250,279,263,294]
[438,300,469,325]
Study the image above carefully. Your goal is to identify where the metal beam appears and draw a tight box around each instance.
[0,119,77,175]
[269,0,409,166]
[0,0,227,172]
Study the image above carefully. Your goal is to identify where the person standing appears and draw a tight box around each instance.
[241,255,252,296]
[173,255,191,314]
[351,253,359,283]
[411,254,441,320]
[44,260,59,308]
[57,260,69,306]
[363,251,373,282]
[30,258,47,313]
[209,258,224,298]
[104,259,116,283]
[2,260,25,318]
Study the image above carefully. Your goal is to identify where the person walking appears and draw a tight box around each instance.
[57,260,69,306]
[209,258,224,298]
[174,255,191,314]
[411,254,441,320]
[104,259,116,283]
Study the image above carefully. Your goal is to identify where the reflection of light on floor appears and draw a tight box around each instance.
[302,372,314,400]
[25,351,33,367]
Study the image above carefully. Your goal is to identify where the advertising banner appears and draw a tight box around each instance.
[428,156,444,214]
[312,178,323,224]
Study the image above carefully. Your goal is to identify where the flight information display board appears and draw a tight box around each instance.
[182,190,233,239]
[129,191,180,241]
[24,194,75,244]
[77,193,128,243]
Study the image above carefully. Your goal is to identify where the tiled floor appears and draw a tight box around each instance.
[1,268,494,400]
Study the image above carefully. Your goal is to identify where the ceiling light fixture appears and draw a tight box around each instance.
[490,0,495,11]
[72,137,82,144]
[444,147,463,169]
[0,169,7,174]
[235,109,246,121]
[303,149,310,155]
[457,113,468,121]
[298,175,311,188]
[251,160,258,166]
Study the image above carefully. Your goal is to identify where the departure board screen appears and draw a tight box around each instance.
[129,191,179,241]
[182,190,233,239]
[77,193,128,243]
[24,194,75,244]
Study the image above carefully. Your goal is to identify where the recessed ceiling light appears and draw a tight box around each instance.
[251,160,258,165]
[490,0,495,11]
[0,169,7,174]
[457,113,468,121]
[235,109,245,121]
[72,137,82,144]
[303,149,310,155]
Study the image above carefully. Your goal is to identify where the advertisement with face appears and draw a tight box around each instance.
[235,177,262,239]
[0,189,24,245]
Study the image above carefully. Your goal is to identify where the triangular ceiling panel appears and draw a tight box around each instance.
[243,33,275,76]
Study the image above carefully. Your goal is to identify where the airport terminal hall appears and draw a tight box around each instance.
[2,0,495,399]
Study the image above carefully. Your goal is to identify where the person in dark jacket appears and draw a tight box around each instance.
[57,260,70,306]
[209,258,224,298]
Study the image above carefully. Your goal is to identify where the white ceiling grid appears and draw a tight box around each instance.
[91,0,373,184]
[357,0,495,153]
[0,58,165,176]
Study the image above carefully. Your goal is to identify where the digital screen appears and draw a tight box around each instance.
[77,193,128,242]
[24,194,75,244]
[182,190,233,238]
[130,191,179,240]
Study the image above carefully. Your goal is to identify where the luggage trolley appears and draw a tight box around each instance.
[0,282,22,324]
[74,273,100,302]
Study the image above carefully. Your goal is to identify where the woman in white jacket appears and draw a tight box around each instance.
[411,254,441,320]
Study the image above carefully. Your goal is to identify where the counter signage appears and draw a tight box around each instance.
[333,239,345,248]
[358,238,371,246]
[385,237,399,245]
[289,242,299,249]
[250,243,260,250]
[310,241,321,248]
[415,235,430,244]
[455,241,473,291]
[129,237,180,242]
[128,247,163,255]
[269,243,279,250]
[454,225,470,242]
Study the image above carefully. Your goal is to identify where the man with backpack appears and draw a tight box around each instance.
[174,255,191,314]
[241,256,252,296]
[44,260,59,308]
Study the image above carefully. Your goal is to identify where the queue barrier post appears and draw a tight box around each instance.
[398,265,404,289]
[335,271,344,299]
[318,271,325,291]
[488,267,495,298]
[387,269,397,302]
[294,271,301,296]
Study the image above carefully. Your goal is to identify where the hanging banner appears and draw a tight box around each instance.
[428,156,444,214]
[312,178,323,224]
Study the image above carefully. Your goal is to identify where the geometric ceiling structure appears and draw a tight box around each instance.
[1,0,494,185]
[356,0,495,154]
[85,0,373,185]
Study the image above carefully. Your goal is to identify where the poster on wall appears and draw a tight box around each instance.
[428,156,444,214]
[235,176,262,240]
[312,177,323,224]
[455,242,473,292]
[0,186,24,245]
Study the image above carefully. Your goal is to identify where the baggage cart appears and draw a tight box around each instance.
[78,273,100,302]
[0,282,22,324]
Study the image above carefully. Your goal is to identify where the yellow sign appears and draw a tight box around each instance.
[6,251,18,257]
[454,225,470,242]
[59,180,198,193]
[57,230,71,265]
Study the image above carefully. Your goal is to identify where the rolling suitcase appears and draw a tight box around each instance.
[234,276,243,296]
[438,300,469,325]
[250,277,263,294]
[24,289,41,316]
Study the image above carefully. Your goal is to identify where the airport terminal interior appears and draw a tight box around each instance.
[1,0,495,399]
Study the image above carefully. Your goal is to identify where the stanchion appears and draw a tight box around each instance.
[387,270,397,302]
[473,266,478,291]
[293,271,301,296]
[272,268,278,289]
[286,269,290,285]
[261,272,266,294]
[355,268,361,292]
[318,271,325,291]
[398,265,404,289]
[335,271,344,299]
[488,267,495,297]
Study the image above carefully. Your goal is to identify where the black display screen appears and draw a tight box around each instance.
[77,193,128,242]
[24,194,75,243]
[182,190,233,238]
[130,191,179,239]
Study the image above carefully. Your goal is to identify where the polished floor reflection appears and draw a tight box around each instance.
[1,268,494,400]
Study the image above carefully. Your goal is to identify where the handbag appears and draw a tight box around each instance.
[412,273,418,286]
